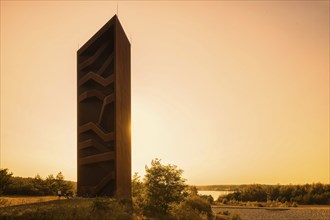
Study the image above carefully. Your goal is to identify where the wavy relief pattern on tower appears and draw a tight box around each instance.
[77,26,116,196]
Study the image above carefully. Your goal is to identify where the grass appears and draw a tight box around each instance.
[0,196,58,207]
[0,197,132,220]
[2,196,328,220]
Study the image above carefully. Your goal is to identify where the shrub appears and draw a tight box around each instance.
[231,213,242,220]
[291,202,298,207]
[168,195,213,220]
[217,210,230,216]
[199,194,214,204]
[170,202,202,220]
[184,195,212,217]
[91,197,109,211]
[91,198,132,220]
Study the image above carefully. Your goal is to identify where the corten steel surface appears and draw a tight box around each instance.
[77,15,131,198]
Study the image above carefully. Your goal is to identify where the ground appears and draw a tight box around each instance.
[212,205,330,220]
[1,196,329,220]
[0,196,58,207]
[0,196,131,219]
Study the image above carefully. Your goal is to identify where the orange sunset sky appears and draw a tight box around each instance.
[0,1,329,185]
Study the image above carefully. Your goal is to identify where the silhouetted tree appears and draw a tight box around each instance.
[132,172,144,197]
[55,172,72,195]
[0,168,13,195]
[45,174,56,194]
[2,170,73,196]
[219,183,330,205]
[131,172,146,215]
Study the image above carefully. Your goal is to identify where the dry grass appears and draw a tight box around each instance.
[0,197,133,220]
[0,196,58,207]
[1,196,329,220]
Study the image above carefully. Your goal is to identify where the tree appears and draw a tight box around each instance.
[55,172,73,195]
[56,172,64,182]
[144,159,187,218]
[132,172,144,197]
[0,168,13,195]
[32,174,47,195]
[187,185,198,196]
[131,172,146,215]
[45,174,56,195]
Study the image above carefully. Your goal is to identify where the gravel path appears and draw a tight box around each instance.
[212,206,330,220]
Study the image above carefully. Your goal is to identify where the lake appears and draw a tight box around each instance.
[198,190,234,200]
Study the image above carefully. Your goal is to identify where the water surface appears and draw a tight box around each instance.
[198,190,234,200]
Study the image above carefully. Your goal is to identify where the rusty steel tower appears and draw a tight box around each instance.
[77,15,131,198]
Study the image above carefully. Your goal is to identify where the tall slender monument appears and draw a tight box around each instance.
[77,15,131,198]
